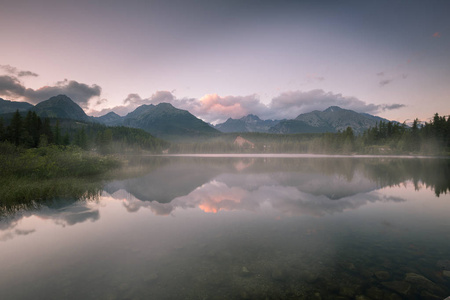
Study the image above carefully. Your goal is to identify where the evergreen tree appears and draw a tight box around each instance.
[74,128,88,150]
[42,118,54,144]
[0,117,4,142]
[62,132,70,146]
[7,110,24,146]
[54,120,61,145]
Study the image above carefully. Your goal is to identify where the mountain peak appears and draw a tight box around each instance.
[123,102,219,139]
[241,114,261,121]
[33,95,90,122]
[324,106,343,113]
[104,111,120,117]
[156,102,174,108]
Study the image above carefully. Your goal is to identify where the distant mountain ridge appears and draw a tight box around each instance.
[214,106,389,134]
[0,98,33,114]
[1,94,393,138]
[273,106,388,134]
[94,111,123,126]
[215,114,280,133]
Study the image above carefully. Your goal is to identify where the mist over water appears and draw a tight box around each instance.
[1,156,449,299]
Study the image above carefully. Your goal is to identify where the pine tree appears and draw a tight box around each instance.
[54,120,61,145]
[7,110,24,146]
[42,118,54,144]
[0,117,4,142]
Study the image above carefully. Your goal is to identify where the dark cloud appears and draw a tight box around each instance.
[0,64,38,77]
[379,79,392,87]
[14,229,36,236]
[0,75,101,108]
[95,98,108,106]
[376,72,384,76]
[0,75,26,96]
[378,72,408,88]
[380,104,406,111]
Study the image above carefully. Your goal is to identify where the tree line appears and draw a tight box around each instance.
[169,113,450,155]
[0,110,169,154]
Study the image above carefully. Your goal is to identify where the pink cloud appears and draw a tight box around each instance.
[432,32,441,38]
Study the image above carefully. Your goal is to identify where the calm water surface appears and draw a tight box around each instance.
[1,156,449,299]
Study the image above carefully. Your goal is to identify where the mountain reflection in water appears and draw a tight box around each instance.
[1,156,449,300]
[104,156,448,216]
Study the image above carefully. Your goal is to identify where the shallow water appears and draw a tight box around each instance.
[1,156,449,299]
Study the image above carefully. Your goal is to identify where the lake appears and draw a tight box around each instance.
[1,155,449,299]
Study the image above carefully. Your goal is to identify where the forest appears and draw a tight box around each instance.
[170,113,450,155]
[1,110,449,156]
[0,110,169,154]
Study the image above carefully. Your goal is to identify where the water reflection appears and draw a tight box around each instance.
[0,199,99,241]
[1,156,449,299]
[104,157,449,216]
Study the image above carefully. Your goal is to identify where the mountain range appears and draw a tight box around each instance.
[269,106,388,135]
[0,94,391,138]
[214,106,389,135]
[215,114,280,133]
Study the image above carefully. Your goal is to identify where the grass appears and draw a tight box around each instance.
[0,142,121,213]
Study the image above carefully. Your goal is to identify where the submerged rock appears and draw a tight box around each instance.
[339,283,360,298]
[271,268,288,282]
[404,272,442,293]
[374,270,390,281]
[304,272,319,284]
[381,281,411,295]
[437,260,450,270]
[240,266,251,277]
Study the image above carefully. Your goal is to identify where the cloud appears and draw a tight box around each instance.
[92,88,405,122]
[376,72,384,76]
[0,64,38,77]
[432,32,441,38]
[113,172,406,217]
[184,94,269,124]
[379,79,392,87]
[0,75,101,108]
[305,74,325,83]
[95,98,108,106]
[380,104,406,111]
[378,73,408,88]
[267,89,390,118]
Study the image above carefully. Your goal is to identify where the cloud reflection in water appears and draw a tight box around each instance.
[110,171,406,217]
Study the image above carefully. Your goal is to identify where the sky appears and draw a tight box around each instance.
[0,0,449,124]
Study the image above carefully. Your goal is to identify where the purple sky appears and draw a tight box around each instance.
[1,0,449,124]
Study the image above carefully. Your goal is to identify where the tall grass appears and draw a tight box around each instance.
[0,142,121,213]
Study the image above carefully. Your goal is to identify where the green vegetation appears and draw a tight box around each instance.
[0,142,120,212]
[70,123,170,154]
[170,113,450,155]
[0,110,169,209]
